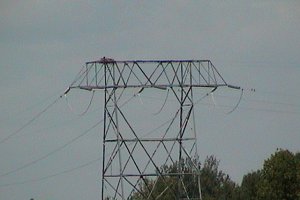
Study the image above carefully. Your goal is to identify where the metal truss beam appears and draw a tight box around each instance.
[70,59,233,91]
[68,58,240,200]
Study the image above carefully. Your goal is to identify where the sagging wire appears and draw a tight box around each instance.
[0,103,180,188]
[0,83,247,186]
[226,88,244,114]
[194,86,246,115]
[0,157,101,188]
[0,96,62,145]
[210,92,216,107]
[0,118,103,178]
[69,65,86,87]
[224,85,248,114]
[194,87,218,105]
[0,90,64,123]
[0,87,141,180]
[64,89,95,116]
[134,87,144,105]
[153,88,170,115]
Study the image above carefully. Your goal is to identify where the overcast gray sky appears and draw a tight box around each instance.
[1,1,300,200]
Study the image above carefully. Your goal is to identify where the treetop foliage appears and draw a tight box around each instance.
[108,149,300,200]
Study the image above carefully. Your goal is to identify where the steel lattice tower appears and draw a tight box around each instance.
[68,58,240,200]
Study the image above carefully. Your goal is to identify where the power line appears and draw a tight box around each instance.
[65,90,96,116]
[2,85,264,189]
[0,86,208,190]
[0,108,180,187]
[0,119,102,178]
[195,101,300,115]
[3,89,288,188]
[3,78,296,192]
[0,96,62,145]
[226,89,244,114]
[0,91,138,178]
[0,157,101,188]
[22,102,103,139]
[139,92,300,115]
[0,66,91,143]
[153,88,170,115]
[0,90,62,122]
[1,103,102,148]
[214,93,300,109]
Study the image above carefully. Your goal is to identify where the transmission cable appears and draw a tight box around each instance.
[0,157,101,187]
[226,89,244,114]
[193,87,244,114]
[226,88,244,114]
[0,90,63,123]
[153,88,170,115]
[65,90,95,116]
[0,67,90,144]
[0,86,244,185]
[0,107,180,187]
[0,90,137,178]
[0,119,102,178]
[69,65,86,87]
[0,96,61,145]
[194,87,218,105]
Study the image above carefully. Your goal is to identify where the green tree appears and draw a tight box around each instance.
[201,156,238,200]
[130,159,196,199]
[239,170,262,200]
[131,155,238,200]
[110,149,300,199]
[258,149,300,200]
[296,152,300,198]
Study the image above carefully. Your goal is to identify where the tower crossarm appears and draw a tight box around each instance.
[69,59,239,91]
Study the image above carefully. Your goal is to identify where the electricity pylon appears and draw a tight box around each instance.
[67,58,240,200]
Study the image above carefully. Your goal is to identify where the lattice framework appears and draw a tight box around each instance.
[69,59,239,200]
